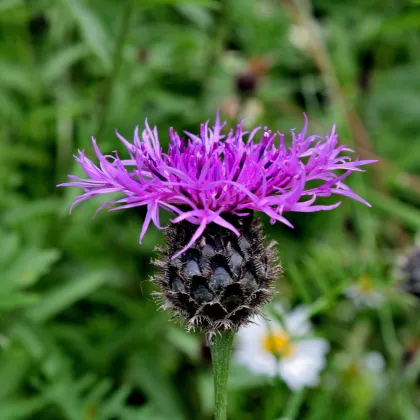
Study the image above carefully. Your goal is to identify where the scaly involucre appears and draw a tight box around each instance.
[60,112,375,258]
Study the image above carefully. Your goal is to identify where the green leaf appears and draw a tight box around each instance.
[0,0,23,13]
[129,352,185,419]
[286,262,313,304]
[381,12,420,34]
[0,232,60,311]
[3,199,60,226]
[368,189,420,230]
[0,293,39,311]
[304,256,334,300]
[0,230,19,267]
[1,144,49,166]
[1,248,61,287]
[136,0,217,6]
[166,327,200,361]
[0,60,35,94]
[9,322,47,360]
[120,404,174,420]
[42,44,90,84]
[97,384,132,419]
[83,378,113,406]
[227,365,271,391]
[59,0,112,71]
[25,271,109,323]
[0,347,30,400]
[0,397,47,420]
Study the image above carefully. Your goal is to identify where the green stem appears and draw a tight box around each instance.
[263,319,282,420]
[200,0,231,107]
[95,0,135,139]
[264,374,282,420]
[209,331,235,420]
[282,388,306,420]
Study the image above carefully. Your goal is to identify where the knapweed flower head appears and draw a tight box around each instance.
[399,246,420,299]
[60,112,375,331]
[61,112,374,257]
[235,305,330,391]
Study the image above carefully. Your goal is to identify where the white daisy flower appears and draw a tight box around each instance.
[234,306,330,391]
[336,350,386,390]
[363,351,385,373]
[288,24,312,52]
[345,274,384,309]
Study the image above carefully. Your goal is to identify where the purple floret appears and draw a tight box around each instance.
[59,112,376,258]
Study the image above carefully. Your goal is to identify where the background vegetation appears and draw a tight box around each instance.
[1,0,420,418]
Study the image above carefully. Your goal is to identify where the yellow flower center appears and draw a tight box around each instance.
[263,331,295,358]
[359,274,374,292]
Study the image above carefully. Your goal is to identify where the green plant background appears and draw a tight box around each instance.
[1,0,419,419]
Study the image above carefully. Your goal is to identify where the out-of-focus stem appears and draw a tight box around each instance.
[280,0,420,197]
[281,0,373,152]
[95,0,135,140]
[282,388,306,420]
[200,1,231,107]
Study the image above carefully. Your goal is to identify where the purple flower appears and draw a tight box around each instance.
[59,112,376,258]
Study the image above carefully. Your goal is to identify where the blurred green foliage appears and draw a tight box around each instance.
[1,0,420,419]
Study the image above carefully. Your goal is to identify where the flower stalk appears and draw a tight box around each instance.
[209,331,235,420]
[95,0,135,140]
